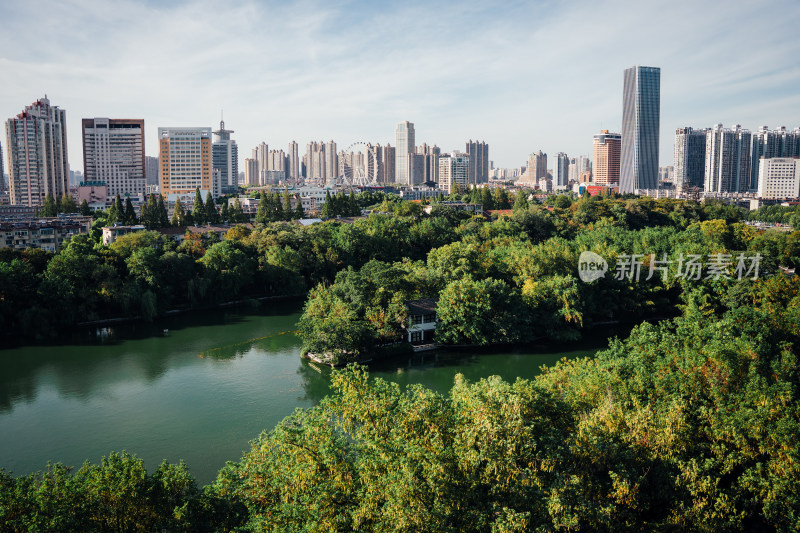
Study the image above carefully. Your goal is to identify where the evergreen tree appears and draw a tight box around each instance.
[205,192,219,224]
[158,195,169,227]
[232,198,246,223]
[321,190,333,219]
[80,199,91,216]
[294,197,305,220]
[283,190,293,220]
[514,190,529,210]
[255,192,268,224]
[110,194,125,224]
[59,194,78,214]
[348,190,359,216]
[272,192,283,222]
[171,198,185,227]
[40,194,58,218]
[220,201,230,223]
[480,187,495,210]
[124,198,137,225]
[193,188,206,225]
[495,187,511,209]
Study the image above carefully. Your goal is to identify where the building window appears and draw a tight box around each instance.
[409,315,423,326]
[410,331,423,343]
[423,313,436,323]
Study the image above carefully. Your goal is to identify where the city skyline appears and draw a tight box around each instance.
[2,0,799,172]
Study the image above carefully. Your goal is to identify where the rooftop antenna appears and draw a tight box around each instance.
[220,109,224,129]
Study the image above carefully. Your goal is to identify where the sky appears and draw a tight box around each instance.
[1,0,799,172]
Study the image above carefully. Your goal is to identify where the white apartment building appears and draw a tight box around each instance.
[756,157,800,200]
[438,152,470,192]
[82,118,146,197]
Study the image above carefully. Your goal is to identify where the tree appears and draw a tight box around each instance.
[80,199,91,216]
[60,194,78,214]
[321,190,333,219]
[294,197,305,220]
[124,197,137,225]
[205,192,219,225]
[513,190,529,210]
[220,201,230,223]
[157,195,169,228]
[171,199,186,227]
[193,188,206,225]
[255,192,268,224]
[40,194,58,217]
[232,198,246,223]
[283,190,293,221]
[273,192,284,222]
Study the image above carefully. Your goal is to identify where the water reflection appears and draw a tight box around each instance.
[0,302,305,413]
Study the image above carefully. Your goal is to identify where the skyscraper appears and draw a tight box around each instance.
[212,120,238,193]
[381,144,395,184]
[593,130,622,185]
[395,121,415,185]
[288,141,300,181]
[673,127,707,191]
[82,118,146,197]
[325,140,337,180]
[5,96,69,207]
[465,140,489,184]
[158,127,213,197]
[554,152,570,189]
[621,66,660,193]
[704,124,752,193]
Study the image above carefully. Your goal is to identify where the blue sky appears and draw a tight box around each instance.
[2,0,799,171]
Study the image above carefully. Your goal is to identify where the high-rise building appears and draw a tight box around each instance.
[306,141,325,181]
[554,152,570,189]
[409,153,426,185]
[381,144,395,184]
[704,124,752,194]
[253,142,268,172]
[438,151,470,192]
[325,140,337,180]
[395,121,415,185]
[621,66,660,193]
[593,130,621,185]
[417,143,440,183]
[244,158,259,186]
[756,157,800,200]
[288,141,300,181]
[158,127,213,197]
[751,126,800,191]
[145,156,160,186]
[519,151,547,184]
[5,96,69,207]
[0,141,5,192]
[569,156,591,183]
[212,120,238,193]
[465,140,489,184]
[82,118,145,197]
[673,127,707,191]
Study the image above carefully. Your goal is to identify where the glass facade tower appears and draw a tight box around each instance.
[621,66,660,194]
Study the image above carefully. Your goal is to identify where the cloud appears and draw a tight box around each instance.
[1,0,799,171]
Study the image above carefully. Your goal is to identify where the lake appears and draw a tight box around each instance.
[0,300,616,485]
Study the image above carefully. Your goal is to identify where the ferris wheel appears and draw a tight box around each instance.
[340,141,379,187]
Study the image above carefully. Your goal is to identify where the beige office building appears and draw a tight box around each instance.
[593,130,621,185]
[158,127,213,197]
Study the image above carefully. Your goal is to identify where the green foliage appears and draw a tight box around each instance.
[193,188,206,225]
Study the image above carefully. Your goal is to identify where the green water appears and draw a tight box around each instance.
[0,301,615,485]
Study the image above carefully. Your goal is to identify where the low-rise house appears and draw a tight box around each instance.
[102,224,146,245]
[405,298,438,344]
